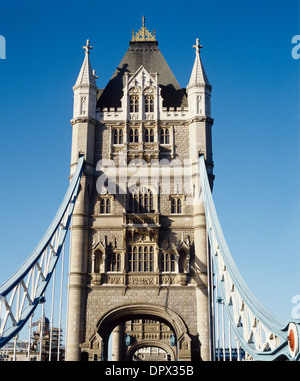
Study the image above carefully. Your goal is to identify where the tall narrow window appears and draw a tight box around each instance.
[145,94,154,113]
[161,253,176,272]
[113,129,123,144]
[100,197,111,214]
[145,128,154,143]
[130,95,139,113]
[129,128,139,143]
[128,245,154,272]
[106,253,121,272]
[80,96,87,115]
[129,187,154,213]
[171,198,182,214]
[160,128,170,144]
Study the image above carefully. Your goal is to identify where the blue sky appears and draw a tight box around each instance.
[0,0,299,326]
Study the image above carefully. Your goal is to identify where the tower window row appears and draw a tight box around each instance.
[99,193,183,215]
[113,127,171,144]
[129,94,154,113]
[93,249,189,274]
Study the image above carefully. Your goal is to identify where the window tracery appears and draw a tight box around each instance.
[129,128,139,142]
[129,187,154,213]
[160,128,170,144]
[113,128,123,144]
[161,253,176,272]
[106,252,121,272]
[128,245,154,272]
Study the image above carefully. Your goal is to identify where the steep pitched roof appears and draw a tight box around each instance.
[97,40,187,109]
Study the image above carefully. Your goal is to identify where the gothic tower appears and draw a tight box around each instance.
[66,20,214,361]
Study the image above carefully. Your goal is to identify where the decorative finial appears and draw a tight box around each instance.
[83,39,93,54]
[193,38,203,54]
[131,17,156,42]
[93,69,98,79]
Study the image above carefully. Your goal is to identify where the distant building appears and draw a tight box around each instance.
[0,317,64,361]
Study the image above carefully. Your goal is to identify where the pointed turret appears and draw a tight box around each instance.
[74,39,97,89]
[72,39,97,119]
[187,38,214,186]
[187,39,211,118]
[70,39,98,173]
[187,38,210,89]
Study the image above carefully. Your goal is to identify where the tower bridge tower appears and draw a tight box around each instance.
[67,20,214,361]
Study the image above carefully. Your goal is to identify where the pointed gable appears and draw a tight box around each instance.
[127,65,157,92]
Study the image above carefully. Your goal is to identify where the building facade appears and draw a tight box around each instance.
[66,20,214,361]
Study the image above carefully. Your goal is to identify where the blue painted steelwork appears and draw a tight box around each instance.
[199,155,300,361]
[0,156,84,348]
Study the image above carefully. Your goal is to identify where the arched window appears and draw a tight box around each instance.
[171,198,182,214]
[161,253,176,272]
[145,128,154,142]
[145,94,154,113]
[130,95,139,113]
[129,187,154,213]
[129,128,139,143]
[160,128,170,144]
[106,252,121,272]
[100,197,111,214]
[113,128,123,144]
[128,245,154,272]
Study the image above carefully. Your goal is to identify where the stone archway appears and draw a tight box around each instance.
[87,303,192,361]
[127,340,176,361]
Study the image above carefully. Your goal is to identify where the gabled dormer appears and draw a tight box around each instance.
[121,65,163,120]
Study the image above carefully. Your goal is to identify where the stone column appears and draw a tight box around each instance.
[111,325,121,361]
[66,175,89,361]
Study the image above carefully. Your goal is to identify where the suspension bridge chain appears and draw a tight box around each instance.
[199,155,300,361]
[0,156,84,351]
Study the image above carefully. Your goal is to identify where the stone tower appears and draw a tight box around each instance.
[66,20,214,361]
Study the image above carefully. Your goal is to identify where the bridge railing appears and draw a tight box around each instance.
[0,156,84,354]
[199,155,300,361]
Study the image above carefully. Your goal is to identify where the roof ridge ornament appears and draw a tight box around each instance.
[131,16,156,42]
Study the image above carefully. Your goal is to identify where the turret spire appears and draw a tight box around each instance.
[74,39,97,89]
[187,38,210,89]
[187,38,212,118]
[72,39,97,120]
